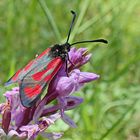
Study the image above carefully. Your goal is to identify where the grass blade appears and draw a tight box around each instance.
[99,99,139,140]
[38,0,61,41]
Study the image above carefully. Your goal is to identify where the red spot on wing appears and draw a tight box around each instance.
[32,57,63,81]
[46,57,62,70]
[24,84,42,98]
[36,48,51,59]
[12,69,22,81]
[23,57,63,102]
[44,58,63,81]
[24,60,34,71]
[32,70,47,81]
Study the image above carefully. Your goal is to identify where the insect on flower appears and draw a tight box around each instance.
[5,11,108,108]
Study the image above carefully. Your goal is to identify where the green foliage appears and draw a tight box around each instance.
[0,0,140,139]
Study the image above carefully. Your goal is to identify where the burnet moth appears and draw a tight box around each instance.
[5,11,108,107]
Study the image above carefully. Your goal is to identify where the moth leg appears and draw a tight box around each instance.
[67,54,75,67]
[65,60,69,77]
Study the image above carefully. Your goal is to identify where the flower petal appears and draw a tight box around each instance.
[0,128,6,138]
[33,103,44,123]
[38,113,60,131]
[0,103,5,113]
[80,53,92,66]
[8,130,27,139]
[55,76,76,97]
[64,96,83,110]
[20,124,40,139]
[4,87,22,112]
[61,113,77,128]
[78,71,100,83]
[41,132,63,140]
[48,113,61,122]
[68,47,91,68]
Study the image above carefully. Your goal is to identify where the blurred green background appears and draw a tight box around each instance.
[0,0,140,140]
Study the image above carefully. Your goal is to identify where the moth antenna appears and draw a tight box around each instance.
[70,39,108,46]
[66,10,76,44]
